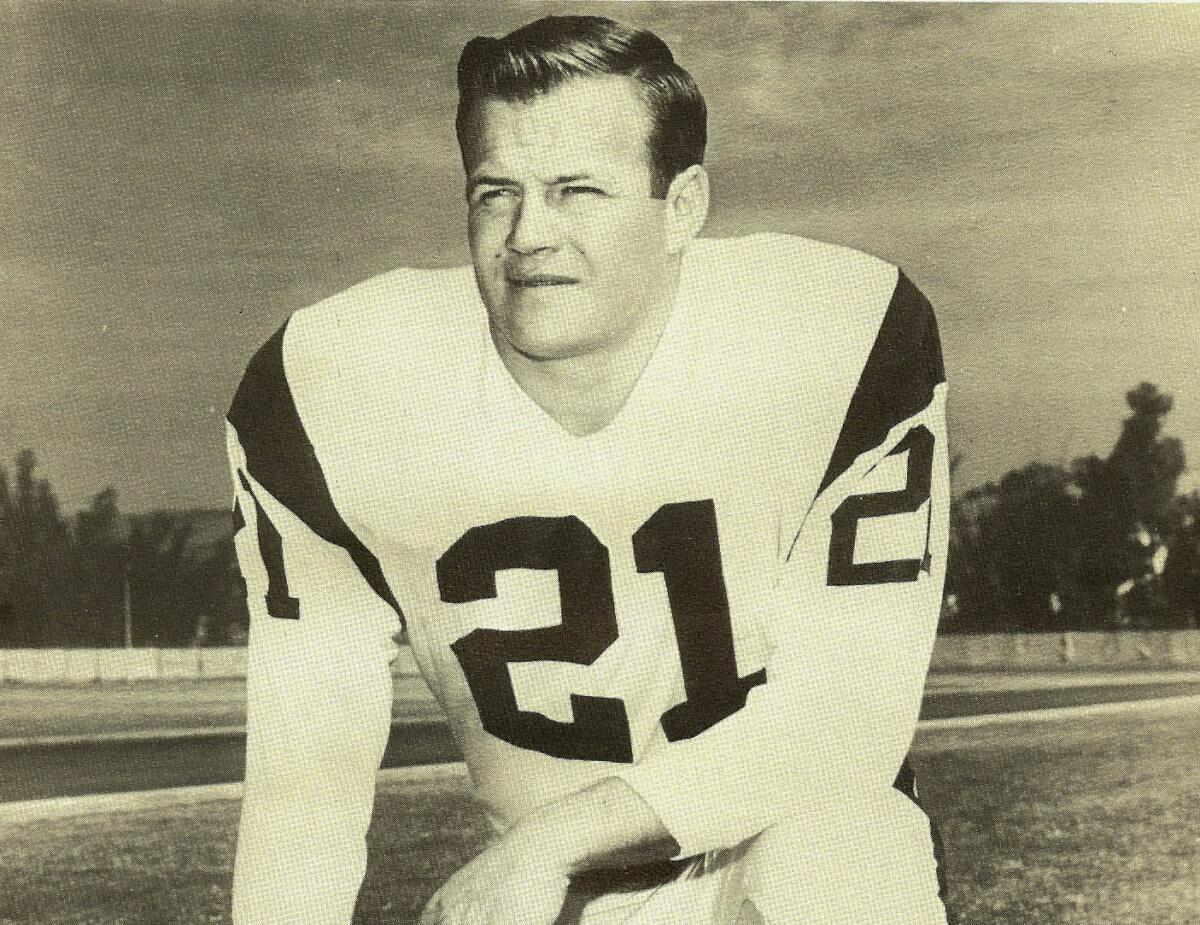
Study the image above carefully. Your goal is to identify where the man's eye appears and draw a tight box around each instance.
[562,185,605,197]
[473,188,514,205]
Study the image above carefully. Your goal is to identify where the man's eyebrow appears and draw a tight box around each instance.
[466,174,515,194]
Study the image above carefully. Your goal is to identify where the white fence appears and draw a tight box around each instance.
[3,632,1200,683]
[0,645,421,683]
[929,630,1200,670]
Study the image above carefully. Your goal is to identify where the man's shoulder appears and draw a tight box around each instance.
[230,264,482,413]
[694,232,899,287]
[286,264,481,367]
[687,233,907,361]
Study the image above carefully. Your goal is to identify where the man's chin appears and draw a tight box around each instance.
[508,288,587,320]
[488,290,601,360]
[507,333,595,363]
[501,321,598,363]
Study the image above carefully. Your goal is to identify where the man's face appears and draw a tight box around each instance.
[463,76,676,362]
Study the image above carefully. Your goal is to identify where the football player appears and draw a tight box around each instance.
[227,15,951,925]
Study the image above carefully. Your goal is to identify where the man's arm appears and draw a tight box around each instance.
[227,322,404,925]
[608,270,948,858]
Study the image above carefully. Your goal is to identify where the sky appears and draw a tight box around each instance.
[2,1,1198,513]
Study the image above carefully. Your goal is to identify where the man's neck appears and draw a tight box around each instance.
[493,268,682,437]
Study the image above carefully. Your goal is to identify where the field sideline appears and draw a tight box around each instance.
[2,694,1199,924]
[6,668,1200,741]
[6,671,1200,804]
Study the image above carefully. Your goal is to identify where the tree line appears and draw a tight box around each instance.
[944,382,1200,632]
[2,381,1199,647]
[0,452,246,647]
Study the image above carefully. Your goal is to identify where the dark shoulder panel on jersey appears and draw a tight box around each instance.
[817,272,945,497]
[227,319,402,618]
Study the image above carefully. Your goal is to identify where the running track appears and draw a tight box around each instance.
[3,678,1200,803]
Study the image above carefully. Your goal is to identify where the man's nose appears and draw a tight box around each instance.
[506,194,561,255]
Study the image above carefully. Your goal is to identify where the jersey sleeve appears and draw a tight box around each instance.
[614,271,948,859]
[226,321,404,925]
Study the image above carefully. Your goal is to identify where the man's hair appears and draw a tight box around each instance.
[456,15,706,198]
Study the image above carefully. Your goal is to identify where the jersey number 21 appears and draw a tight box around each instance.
[435,424,934,766]
[437,500,764,763]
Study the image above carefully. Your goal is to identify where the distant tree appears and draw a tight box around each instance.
[1,452,251,648]
[110,508,248,647]
[945,462,1083,632]
[943,382,1189,633]
[124,513,201,646]
[197,530,250,645]
[0,452,78,646]
[1070,383,1185,627]
[73,487,127,645]
[1163,491,1200,628]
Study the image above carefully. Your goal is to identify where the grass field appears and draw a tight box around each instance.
[3,700,1200,924]
[915,702,1200,925]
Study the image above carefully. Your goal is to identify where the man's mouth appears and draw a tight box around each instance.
[506,273,579,288]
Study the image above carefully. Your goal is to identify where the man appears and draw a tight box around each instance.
[227,15,951,925]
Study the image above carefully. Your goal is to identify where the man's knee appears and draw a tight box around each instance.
[717,796,947,925]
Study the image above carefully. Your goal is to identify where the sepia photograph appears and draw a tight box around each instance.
[2,2,1199,923]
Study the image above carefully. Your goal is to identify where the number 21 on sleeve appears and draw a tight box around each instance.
[826,424,936,587]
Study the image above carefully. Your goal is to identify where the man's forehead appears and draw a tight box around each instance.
[463,77,652,177]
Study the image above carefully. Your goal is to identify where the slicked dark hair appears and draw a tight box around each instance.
[455,15,706,198]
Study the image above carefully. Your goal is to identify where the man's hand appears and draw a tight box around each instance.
[418,777,677,925]
[418,834,570,925]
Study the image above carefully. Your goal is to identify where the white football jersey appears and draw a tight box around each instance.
[227,234,949,924]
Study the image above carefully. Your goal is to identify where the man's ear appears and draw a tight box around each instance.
[664,165,710,255]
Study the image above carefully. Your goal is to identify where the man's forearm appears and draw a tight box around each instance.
[503,776,681,877]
